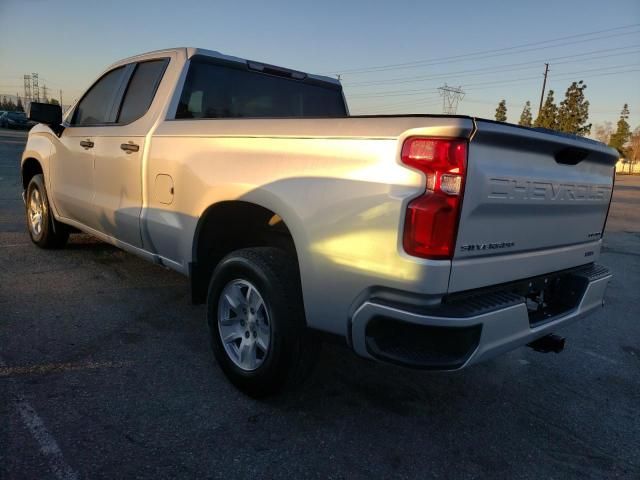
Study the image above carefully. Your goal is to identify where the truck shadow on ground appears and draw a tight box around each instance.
[8,229,637,478]
[57,229,611,408]
[60,231,518,409]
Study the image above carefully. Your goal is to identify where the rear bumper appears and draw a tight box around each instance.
[350,264,611,369]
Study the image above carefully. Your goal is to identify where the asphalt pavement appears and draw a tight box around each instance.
[1,128,639,479]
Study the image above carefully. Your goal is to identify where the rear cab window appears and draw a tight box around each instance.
[117,59,169,124]
[176,58,347,119]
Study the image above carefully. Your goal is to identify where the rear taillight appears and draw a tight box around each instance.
[401,137,468,259]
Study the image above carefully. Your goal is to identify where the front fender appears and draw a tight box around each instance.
[21,125,56,187]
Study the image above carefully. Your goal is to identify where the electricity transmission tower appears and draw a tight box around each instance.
[438,84,465,114]
[31,73,40,103]
[42,84,48,102]
[23,75,32,104]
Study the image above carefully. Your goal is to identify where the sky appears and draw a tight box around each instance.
[1,0,639,130]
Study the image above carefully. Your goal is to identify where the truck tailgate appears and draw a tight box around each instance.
[449,120,617,292]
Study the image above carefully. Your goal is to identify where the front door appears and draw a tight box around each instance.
[51,130,95,228]
[49,65,128,231]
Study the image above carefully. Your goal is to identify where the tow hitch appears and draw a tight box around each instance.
[527,334,565,353]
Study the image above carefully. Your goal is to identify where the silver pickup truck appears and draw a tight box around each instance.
[23,47,617,396]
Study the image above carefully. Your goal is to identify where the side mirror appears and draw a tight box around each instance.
[27,102,64,136]
[28,102,62,126]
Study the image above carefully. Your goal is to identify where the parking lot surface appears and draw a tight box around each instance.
[1,128,639,479]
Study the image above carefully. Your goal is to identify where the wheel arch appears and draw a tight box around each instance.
[21,129,56,191]
[21,157,44,191]
[190,199,306,307]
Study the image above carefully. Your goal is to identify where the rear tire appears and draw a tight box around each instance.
[207,247,319,398]
[25,174,69,249]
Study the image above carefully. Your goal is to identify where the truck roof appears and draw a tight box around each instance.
[112,47,341,87]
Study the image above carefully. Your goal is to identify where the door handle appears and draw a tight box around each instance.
[80,140,94,149]
[120,142,140,153]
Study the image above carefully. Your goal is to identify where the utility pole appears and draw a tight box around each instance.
[438,84,465,114]
[538,63,549,115]
[59,89,63,107]
[42,84,48,103]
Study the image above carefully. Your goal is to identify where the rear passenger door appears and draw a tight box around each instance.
[91,58,169,248]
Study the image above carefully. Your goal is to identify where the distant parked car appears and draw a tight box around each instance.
[0,111,30,129]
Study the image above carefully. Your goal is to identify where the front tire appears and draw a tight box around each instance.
[207,247,319,397]
[26,174,69,248]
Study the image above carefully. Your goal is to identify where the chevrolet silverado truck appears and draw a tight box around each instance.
[22,47,617,396]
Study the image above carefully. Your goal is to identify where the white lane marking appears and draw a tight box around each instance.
[14,396,80,480]
[575,348,619,365]
[0,356,79,480]
[0,244,30,248]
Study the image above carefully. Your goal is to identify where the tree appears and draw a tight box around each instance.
[593,121,614,144]
[16,97,24,112]
[48,98,60,106]
[518,101,533,127]
[4,97,16,111]
[534,90,557,129]
[495,99,507,122]
[609,104,631,157]
[557,80,591,136]
[0,97,18,111]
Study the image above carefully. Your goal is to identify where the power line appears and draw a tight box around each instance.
[466,66,640,90]
[347,66,640,114]
[353,69,640,114]
[463,98,515,106]
[346,63,640,99]
[343,44,640,88]
[329,24,640,75]
[349,89,438,99]
[351,95,441,109]
[355,98,442,114]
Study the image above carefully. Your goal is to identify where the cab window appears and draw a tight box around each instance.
[117,59,168,124]
[71,66,126,126]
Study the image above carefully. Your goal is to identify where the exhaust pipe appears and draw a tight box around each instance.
[527,334,565,353]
